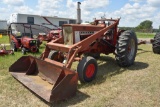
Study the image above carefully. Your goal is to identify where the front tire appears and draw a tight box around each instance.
[22,47,26,55]
[115,30,137,67]
[48,50,64,62]
[77,56,98,83]
[152,33,160,54]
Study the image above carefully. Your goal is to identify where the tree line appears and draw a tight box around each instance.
[119,20,159,33]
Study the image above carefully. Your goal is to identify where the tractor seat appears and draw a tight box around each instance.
[16,36,22,39]
[97,23,106,27]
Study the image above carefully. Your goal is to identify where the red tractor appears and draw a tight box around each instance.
[9,2,138,102]
[38,29,62,42]
[8,23,52,54]
[9,18,138,102]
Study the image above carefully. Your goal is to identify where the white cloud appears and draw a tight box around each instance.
[32,0,65,17]
[105,2,157,27]
[13,6,35,14]
[82,0,109,10]
[129,0,144,2]
[37,0,62,9]
[0,7,11,20]
[152,12,160,28]
[122,3,155,17]
[147,0,160,7]
[0,7,8,13]
[67,0,76,8]
[2,0,24,6]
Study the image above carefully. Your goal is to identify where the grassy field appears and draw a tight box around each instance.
[0,33,160,107]
[0,35,10,44]
[136,32,155,38]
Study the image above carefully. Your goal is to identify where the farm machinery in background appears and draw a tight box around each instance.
[137,33,160,54]
[152,32,160,54]
[38,29,62,42]
[9,2,137,102]
[0,44,14,56]
[8,23,60,54]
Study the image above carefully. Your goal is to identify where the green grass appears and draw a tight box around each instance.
[1,33,160,107]
[136,32,155,38]
[0,35,9,44]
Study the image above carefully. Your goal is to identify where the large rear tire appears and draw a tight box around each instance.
[152,33,160,54]
[115,30,137,67]
[77,56,98,83]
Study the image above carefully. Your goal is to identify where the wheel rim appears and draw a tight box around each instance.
[127,39,135,60]
[85,64,95,78]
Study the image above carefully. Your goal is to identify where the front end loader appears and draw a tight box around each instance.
[9,2,137,103]
[9,56,78,102]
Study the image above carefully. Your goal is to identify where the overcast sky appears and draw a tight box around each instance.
[0,0,160,28]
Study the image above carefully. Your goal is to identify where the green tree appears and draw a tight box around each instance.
[135,20,153,32]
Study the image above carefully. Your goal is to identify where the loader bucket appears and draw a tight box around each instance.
[9,56,78,102]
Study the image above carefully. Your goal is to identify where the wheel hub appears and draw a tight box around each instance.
[85,64,95,78]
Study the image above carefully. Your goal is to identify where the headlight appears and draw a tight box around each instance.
[30,40,37,44]
[33,41,36,43]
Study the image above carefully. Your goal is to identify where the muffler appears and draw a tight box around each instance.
[9,56,78,102]
[77,2,81,24]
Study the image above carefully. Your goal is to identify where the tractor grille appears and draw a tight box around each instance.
[29,40,37,46]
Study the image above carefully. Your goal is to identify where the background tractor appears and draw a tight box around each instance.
[8,23,52,54]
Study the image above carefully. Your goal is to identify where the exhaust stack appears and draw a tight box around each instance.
[77,2,81,24]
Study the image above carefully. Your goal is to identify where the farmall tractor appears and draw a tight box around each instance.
[41,18,137,82]
[9,2,137,102]
[8,23,52,54]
